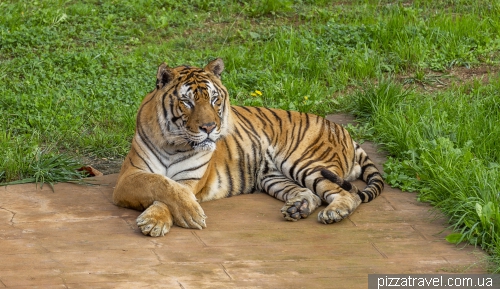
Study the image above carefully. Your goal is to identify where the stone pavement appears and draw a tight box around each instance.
[0,115,488,288]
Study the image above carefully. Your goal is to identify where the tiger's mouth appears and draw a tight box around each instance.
[190,138,216,151]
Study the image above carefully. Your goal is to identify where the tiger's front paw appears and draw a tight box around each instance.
[136,201,173,237]
[170,199,207,230]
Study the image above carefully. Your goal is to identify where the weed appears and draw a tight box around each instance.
[1,148,87,189]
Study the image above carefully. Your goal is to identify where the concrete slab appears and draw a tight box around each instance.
[0,115,489,288]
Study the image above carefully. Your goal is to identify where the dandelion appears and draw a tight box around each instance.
[303,95,309,101]
[251,90,262,97]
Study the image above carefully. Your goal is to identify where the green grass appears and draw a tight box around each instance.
[348,78,500,271]
[1,0,500,270]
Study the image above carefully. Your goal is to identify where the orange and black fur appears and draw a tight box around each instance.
[113,58,384,237]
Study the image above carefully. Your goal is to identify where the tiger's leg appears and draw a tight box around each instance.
[113,169,207,237]
[301,169,361,224]
[317,190,361,224]
[259,170,322,221]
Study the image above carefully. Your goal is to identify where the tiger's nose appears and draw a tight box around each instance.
[200,122,216,134]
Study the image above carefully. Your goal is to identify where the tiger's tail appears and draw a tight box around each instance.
[321,143,384,203]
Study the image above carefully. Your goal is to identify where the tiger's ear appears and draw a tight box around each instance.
[156,63,173,90]
[204,58,224,79]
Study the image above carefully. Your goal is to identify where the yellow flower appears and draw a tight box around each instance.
[255,90,262,96]
[303,95,309,100]
[251,92,257,97]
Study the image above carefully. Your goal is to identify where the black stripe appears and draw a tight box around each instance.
[216,169,222,190]
[300,113,311,141]
[290,143,331,182]
[221,139,232,161]
[225,163,233,197]
[232,109,259,136]
[286,115,313,179]
[261,175,281,189]
[170,152,196,166]
[361,163,377,174]
[238,106,254,114]
[233,118,263,153]
[132,146,154,173]
[254,107,273,129]
[312,177,325,195]
[263,107,283,129]
[233,124,244,140]
[129,157,150,172]
[176,177,202,182]
[171,161,208,178]
[162,91,169,122]
[280,119,303,173]
[359,154,370,167]
[335,125,350,174]
[136,125,169,169]
[262,153,273,175]
[265,179,292,196]
[252,107,273,143]
[368,180,384,192]
[299,167,313,188]
[234,144,245,196]
[365,171,382,181]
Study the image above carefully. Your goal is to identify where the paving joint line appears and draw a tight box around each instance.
[150,248,162,264]
[121,217,139,231]
[221,263,233,280]
[177,280,186,289]
[0,206,16,226]
[371,242,388,259]
[380,195,398,211]
[410,224,429,241]
[191,231,208,247]
[98,185,116,205]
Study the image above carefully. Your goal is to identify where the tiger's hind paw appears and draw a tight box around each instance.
[282,199,310,221]
[317,194,361,224]
[281,194,321,221]
[317,207,350,224]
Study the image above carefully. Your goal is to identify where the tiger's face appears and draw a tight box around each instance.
[154,58,232,152]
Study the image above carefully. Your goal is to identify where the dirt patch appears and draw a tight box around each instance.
[448,65,500,86]
[398,65,499,92]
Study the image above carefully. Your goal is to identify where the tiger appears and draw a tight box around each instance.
[112,58,384,237]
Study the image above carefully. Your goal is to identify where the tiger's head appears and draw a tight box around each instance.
[150,58,232,152]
